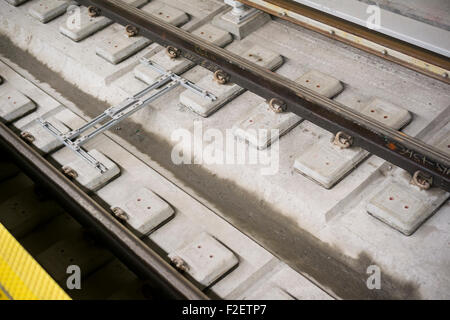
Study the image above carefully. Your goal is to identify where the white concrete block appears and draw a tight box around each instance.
[111,187,174,235]
[21,117,70,154]
[360,98,412,130]
[63,149,120,191]
[296,70,344,98]
[168,232,239,287]
[142,3,189,27]
[294,94,412,189]
[191,23,233,47]
[294,132,369,189]
[5,0,28,6]
[29,0,76,24]
[0,89,36,122]
[134,48,194,84]
[366,179,449,235]
[232,72,315,149]
[180,45,283,117]
[233,101,302,149]
[59,6,112,42]
[96,24,151,64]
[149,213,204,254]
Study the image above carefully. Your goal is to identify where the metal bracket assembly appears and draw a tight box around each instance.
[40,58,217,173]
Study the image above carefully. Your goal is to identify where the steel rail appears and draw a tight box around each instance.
[78,0,450,192]
[0,122,208,300]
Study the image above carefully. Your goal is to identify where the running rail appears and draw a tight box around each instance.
[78,0,450,192]
[0,122,208,300]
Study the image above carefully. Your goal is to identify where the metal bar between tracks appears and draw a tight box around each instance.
[77,0,450,192]
[0,122,208,300]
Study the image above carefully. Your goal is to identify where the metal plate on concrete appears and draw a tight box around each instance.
[59,6,112,42]
[296,70,344,98]
[111,187,174,235]
[366,179,449,235]
[134,48,194,84]
[142,3,189,27]
[191,23,233,47]
[21,117,70,154]
[168,232,238,287]
[0,89,36,123]
[233,101,302,149]
[29,0,76,24]
[96,24,151,64]
[62,149,120,192]
[212,8,271,40]
[180,45,283,117]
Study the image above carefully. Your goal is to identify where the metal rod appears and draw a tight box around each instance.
[0,121,208,300]
[76,0,450,191]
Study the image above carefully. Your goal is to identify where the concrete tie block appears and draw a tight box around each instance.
[192,24,233,47]
[361,98,412,129]
[59,6,112,42]
[233,101,302,150]
[296,70,344,98]
[134,48,194,84]
[96,24,151,64]
[294,133,369,189]
[142,3,189,27]
[29,0,77,24]
[21,117,70,154]
[294,73,412,189]
[233,73,319,149]
[0,89,36,123]
[111,187,174,235]
[367,126,449,235]
[62,149,120,191]
[180,45,283,117]
[168,232,238,287]
[367,179,449,235]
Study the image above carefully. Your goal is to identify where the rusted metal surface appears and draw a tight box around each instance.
[75,0,450,192]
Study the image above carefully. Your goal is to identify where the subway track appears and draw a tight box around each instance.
[0,0,449,299]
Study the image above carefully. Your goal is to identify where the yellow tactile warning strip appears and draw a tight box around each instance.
[0,223,70,300]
